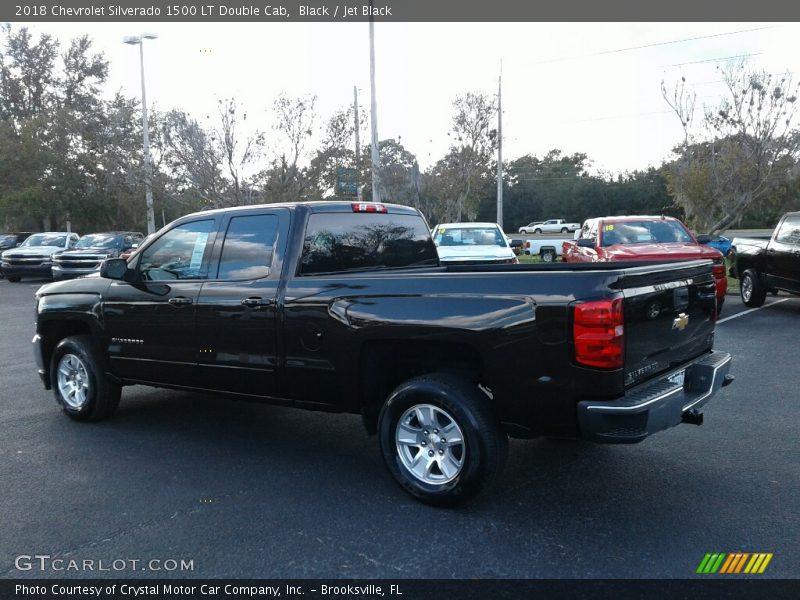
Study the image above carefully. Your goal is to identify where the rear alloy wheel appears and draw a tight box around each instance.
[533,228,542,234]
[395,404,466,486]
[51,335,121,421]
[740,269,766,308]
[561,227,569,233]
[541,249,556,262]
[378,373,507,506]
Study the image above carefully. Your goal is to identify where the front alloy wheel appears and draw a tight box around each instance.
[740,269,766,307]
[51,335,121,421]
[56,353,90,410]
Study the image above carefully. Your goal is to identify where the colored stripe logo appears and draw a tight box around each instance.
[696,553,773,574]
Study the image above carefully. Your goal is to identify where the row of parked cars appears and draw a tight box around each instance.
[0,231,144,282]
[432,212,800,317]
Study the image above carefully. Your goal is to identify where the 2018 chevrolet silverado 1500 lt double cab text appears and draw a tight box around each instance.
[730,211,800,307]
[32,202,734,505]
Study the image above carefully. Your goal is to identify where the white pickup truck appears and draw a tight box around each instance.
[526,219,581,234]
[524,237,573,262]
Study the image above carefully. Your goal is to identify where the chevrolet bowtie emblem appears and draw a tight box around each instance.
[672,312,689,331]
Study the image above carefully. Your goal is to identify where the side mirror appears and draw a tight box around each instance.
[696,234,711,244]
[100,258,130,281]
[509,239,523,248]
[577,239,596,249]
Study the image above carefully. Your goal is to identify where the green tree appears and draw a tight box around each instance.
[663,62,800,232]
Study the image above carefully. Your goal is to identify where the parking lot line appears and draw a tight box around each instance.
[717,298,790,325]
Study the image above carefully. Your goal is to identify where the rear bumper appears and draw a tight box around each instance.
[577,351,733,443]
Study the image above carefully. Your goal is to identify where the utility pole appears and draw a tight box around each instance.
[354,86,362,202]
[368,1,381,203]
[496,68,504,230]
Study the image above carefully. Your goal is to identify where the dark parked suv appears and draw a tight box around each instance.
[51,232,144,281]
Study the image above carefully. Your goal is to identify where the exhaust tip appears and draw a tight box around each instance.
[682,409,704,426]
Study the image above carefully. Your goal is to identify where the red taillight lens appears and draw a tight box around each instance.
[351,202,387,213]
[711,258,725,279]
[573,298,624,369]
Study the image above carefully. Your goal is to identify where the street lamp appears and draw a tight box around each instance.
[124,33,158,235]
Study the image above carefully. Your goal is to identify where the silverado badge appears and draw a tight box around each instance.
[672,313,689,331]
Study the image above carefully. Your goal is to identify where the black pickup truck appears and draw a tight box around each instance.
[730,211,800,307]
[32,201,733,505]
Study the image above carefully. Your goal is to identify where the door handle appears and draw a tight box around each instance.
[168,296,193,306]
[241,296,272,308]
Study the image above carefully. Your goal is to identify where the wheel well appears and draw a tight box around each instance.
[359,340,484,434]
[41,320,92,373]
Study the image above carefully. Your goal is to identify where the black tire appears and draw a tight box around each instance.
[540,249,556,262]
[533,228,542,235]
[7,276,21,282]
[740,269,766,308]
[716,297,725,318]
[561,227,569,234]
[50,335,121,421]
[378,373,508,507]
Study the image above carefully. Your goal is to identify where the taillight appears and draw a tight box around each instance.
[711,258,725,279]
[351,202,387,213]
[573,298,624,369]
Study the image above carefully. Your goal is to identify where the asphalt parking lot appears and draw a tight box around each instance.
[1,277,798,579]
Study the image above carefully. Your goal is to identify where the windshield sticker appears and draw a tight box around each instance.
[604,224,615,231]
[189,232,209,269]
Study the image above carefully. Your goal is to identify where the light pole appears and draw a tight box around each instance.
[124,33,158,235]
[368,2,381,203]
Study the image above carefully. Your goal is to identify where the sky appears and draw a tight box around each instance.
[15,21,800,175]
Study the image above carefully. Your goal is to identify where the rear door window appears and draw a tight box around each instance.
[300,212,438,275]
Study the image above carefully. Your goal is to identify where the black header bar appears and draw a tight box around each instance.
[3,0,800,23]
[3,579,800,600]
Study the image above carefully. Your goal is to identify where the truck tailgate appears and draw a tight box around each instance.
[619,261,717,388]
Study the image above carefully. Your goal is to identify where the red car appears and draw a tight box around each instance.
[563,216,728,315]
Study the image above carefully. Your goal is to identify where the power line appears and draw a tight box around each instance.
[661,52,763,68]
[531,26,772,66]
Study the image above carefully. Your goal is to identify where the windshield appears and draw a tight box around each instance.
[0,235,16,245]
[601,220,693,247]
[433,226,508,248]
[21,234,67,248]
[75,234,121,249]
